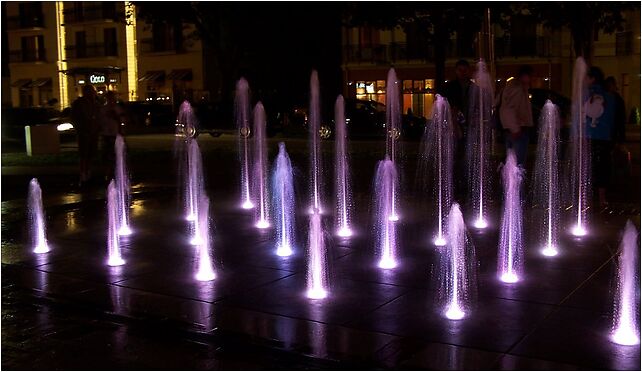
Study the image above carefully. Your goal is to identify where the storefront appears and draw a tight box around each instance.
[351,78,436,118]
[62,66,124,101]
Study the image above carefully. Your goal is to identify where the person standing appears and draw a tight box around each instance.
[99,91,126,181]
[499,65,533,167]
[71,85,99,187]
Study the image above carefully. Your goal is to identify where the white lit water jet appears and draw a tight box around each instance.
[418,95,454,246]
[374,157,398,269]
[385,68,401,222]
[334,95,353,238]
[568,57,590,237]
[306,210,329,299]
[114,135,132,236]
[186,139,205,245]
[107,180,125,266]
[467,60,494,230]
[253,102,270,229]
[236,78,254,210]
[28,178,50,254]
[610,221,640,346]
[498,151,524,283]
[176,101,201,222]
[309,70,324,215]
[194,195,216,281]
[440,203,477,320]
[532,100,561,257]
[272,142,295,257]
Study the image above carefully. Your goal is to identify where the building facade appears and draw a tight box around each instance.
[5,1,208,110]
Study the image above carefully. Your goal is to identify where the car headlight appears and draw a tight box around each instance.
[57,123,74,132]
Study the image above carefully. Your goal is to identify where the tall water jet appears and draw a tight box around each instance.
[334,95,353,237]
[187,139,205,245]
[374,158,398,269]
[28,178,50,254]
[236,78,254,210]
[497,151,524,283]
[610,221,640,346]
[440,203,477,320]
[175,101,200,222]
[272,142,295,257]
[309,71,324,214]
[253,102,270,229]
[385,68,401,221]
[194,195,216,281]
[568,57,590,237]
[306,210,329,299]
[467,60,494,229]
[114,135,132,236]
[532,101,561,257]
[419,95,454,246]
[107,180,125,266]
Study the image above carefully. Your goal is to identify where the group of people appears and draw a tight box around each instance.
[70,85,126,187]
[442,59,628,209]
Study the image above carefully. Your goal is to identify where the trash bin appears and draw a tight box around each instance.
[25,125,60,156]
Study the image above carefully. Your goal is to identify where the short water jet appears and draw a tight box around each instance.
[186,139,205,245]
[194,195,216,281]
[306,210,329,299]
[253,102,270,229]
[28,178,50,254]
[107,180,125,266]
[610,221,640,346]
[374,157,398,269]
[498,151,524,283]
[272,142,295,257]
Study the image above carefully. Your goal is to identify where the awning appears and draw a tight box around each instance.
[60,66,124,76]
[167,69,192,81]
[27,78,52,88]
[138,70,165,82]
[11,79,31,88]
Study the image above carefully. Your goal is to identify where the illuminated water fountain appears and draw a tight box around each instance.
[419,95,454,246]
[107,180,125,266]
[334,95,353,237]
[306,210,329,299]
[253,102,270,229]
[532,100,561,257]
[497,151,524,283]
[385,68,401,222]
[309,70,324,214]
[440,203,477,320]
[610,220,640,346]
[28,178,50,254]
[236,78,254,210]
[194,195,216,281]
[374,157,398,269]
[187,139,205,245]
[467,60,494,229]
[176,101,201,222]
[115,135,132,236]
[272,142,295,257]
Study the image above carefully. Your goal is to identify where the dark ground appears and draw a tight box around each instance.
[2,131,641,370]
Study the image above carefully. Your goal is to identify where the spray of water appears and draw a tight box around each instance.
[419,95,454,246]
[272,142,295,257]
[253,102,270,229]
[498,151,524,283]
[107,180,125,266]
[385,68,401,222]
[236,78,254,210]
[467,60,494,229]
[115,135,132,236]
[374,157,398,269]
[175,101,200,222]
[610,221,640,346]
[195,195,216,281]
[306,210,329,299]
[334,95,353,237]
[28,178,50,254]
[186,139,205,245]
[532,100,561,257]
[309,71,324,214]
[440,203,477,320]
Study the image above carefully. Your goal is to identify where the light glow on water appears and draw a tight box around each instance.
[500,272,519,283]
[541,245,559,257]
[571,224,587,237]
[434,236,447,247]
[337,226,353,238]
[473,218,488,229]
[445,303,466,320]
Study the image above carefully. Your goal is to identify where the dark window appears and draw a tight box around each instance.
[75,31,86,58]
[152,22,173,52]
[18,2,44,28]
[104,28,117,56]
[20,35,45,61]
[510,15,537,56]
[102,2,116,19]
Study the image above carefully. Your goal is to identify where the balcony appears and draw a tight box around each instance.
[65,43,118,59]
[9,49,47,63]
[63,6,121,24]
[139,38,183,54]
[6,15,45,30]
[495,36,558,58]
[343,41,468,65]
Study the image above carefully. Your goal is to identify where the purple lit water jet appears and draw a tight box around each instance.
[497,151,524,283]
[272,142,295,257]
[175,101,201,222]
[107,180,125,266]
[28,178,50,254]
[186,139,205,245]
[236,78,254,210]
[610,221,640,346]
[253,102,270,229]
[334,95,353,238]
[374,157,398,269]
[195,195,216,281]
[309,71,324,215]
[385,68,401,222]
[306,210,329,299]
[114,135,132,236]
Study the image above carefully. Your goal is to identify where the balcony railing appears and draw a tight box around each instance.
[63,6,121,23]
[343,41,470,64]
[616,31,633,56]
[495,36,557,58]
[9,49,47,63]
[139,38,183,54]
[6,15,45,30]
[65,43,118,59]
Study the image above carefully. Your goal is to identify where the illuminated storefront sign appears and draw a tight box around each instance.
[89,74,106,84]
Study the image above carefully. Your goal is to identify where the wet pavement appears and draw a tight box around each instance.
[2,134,641,370]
